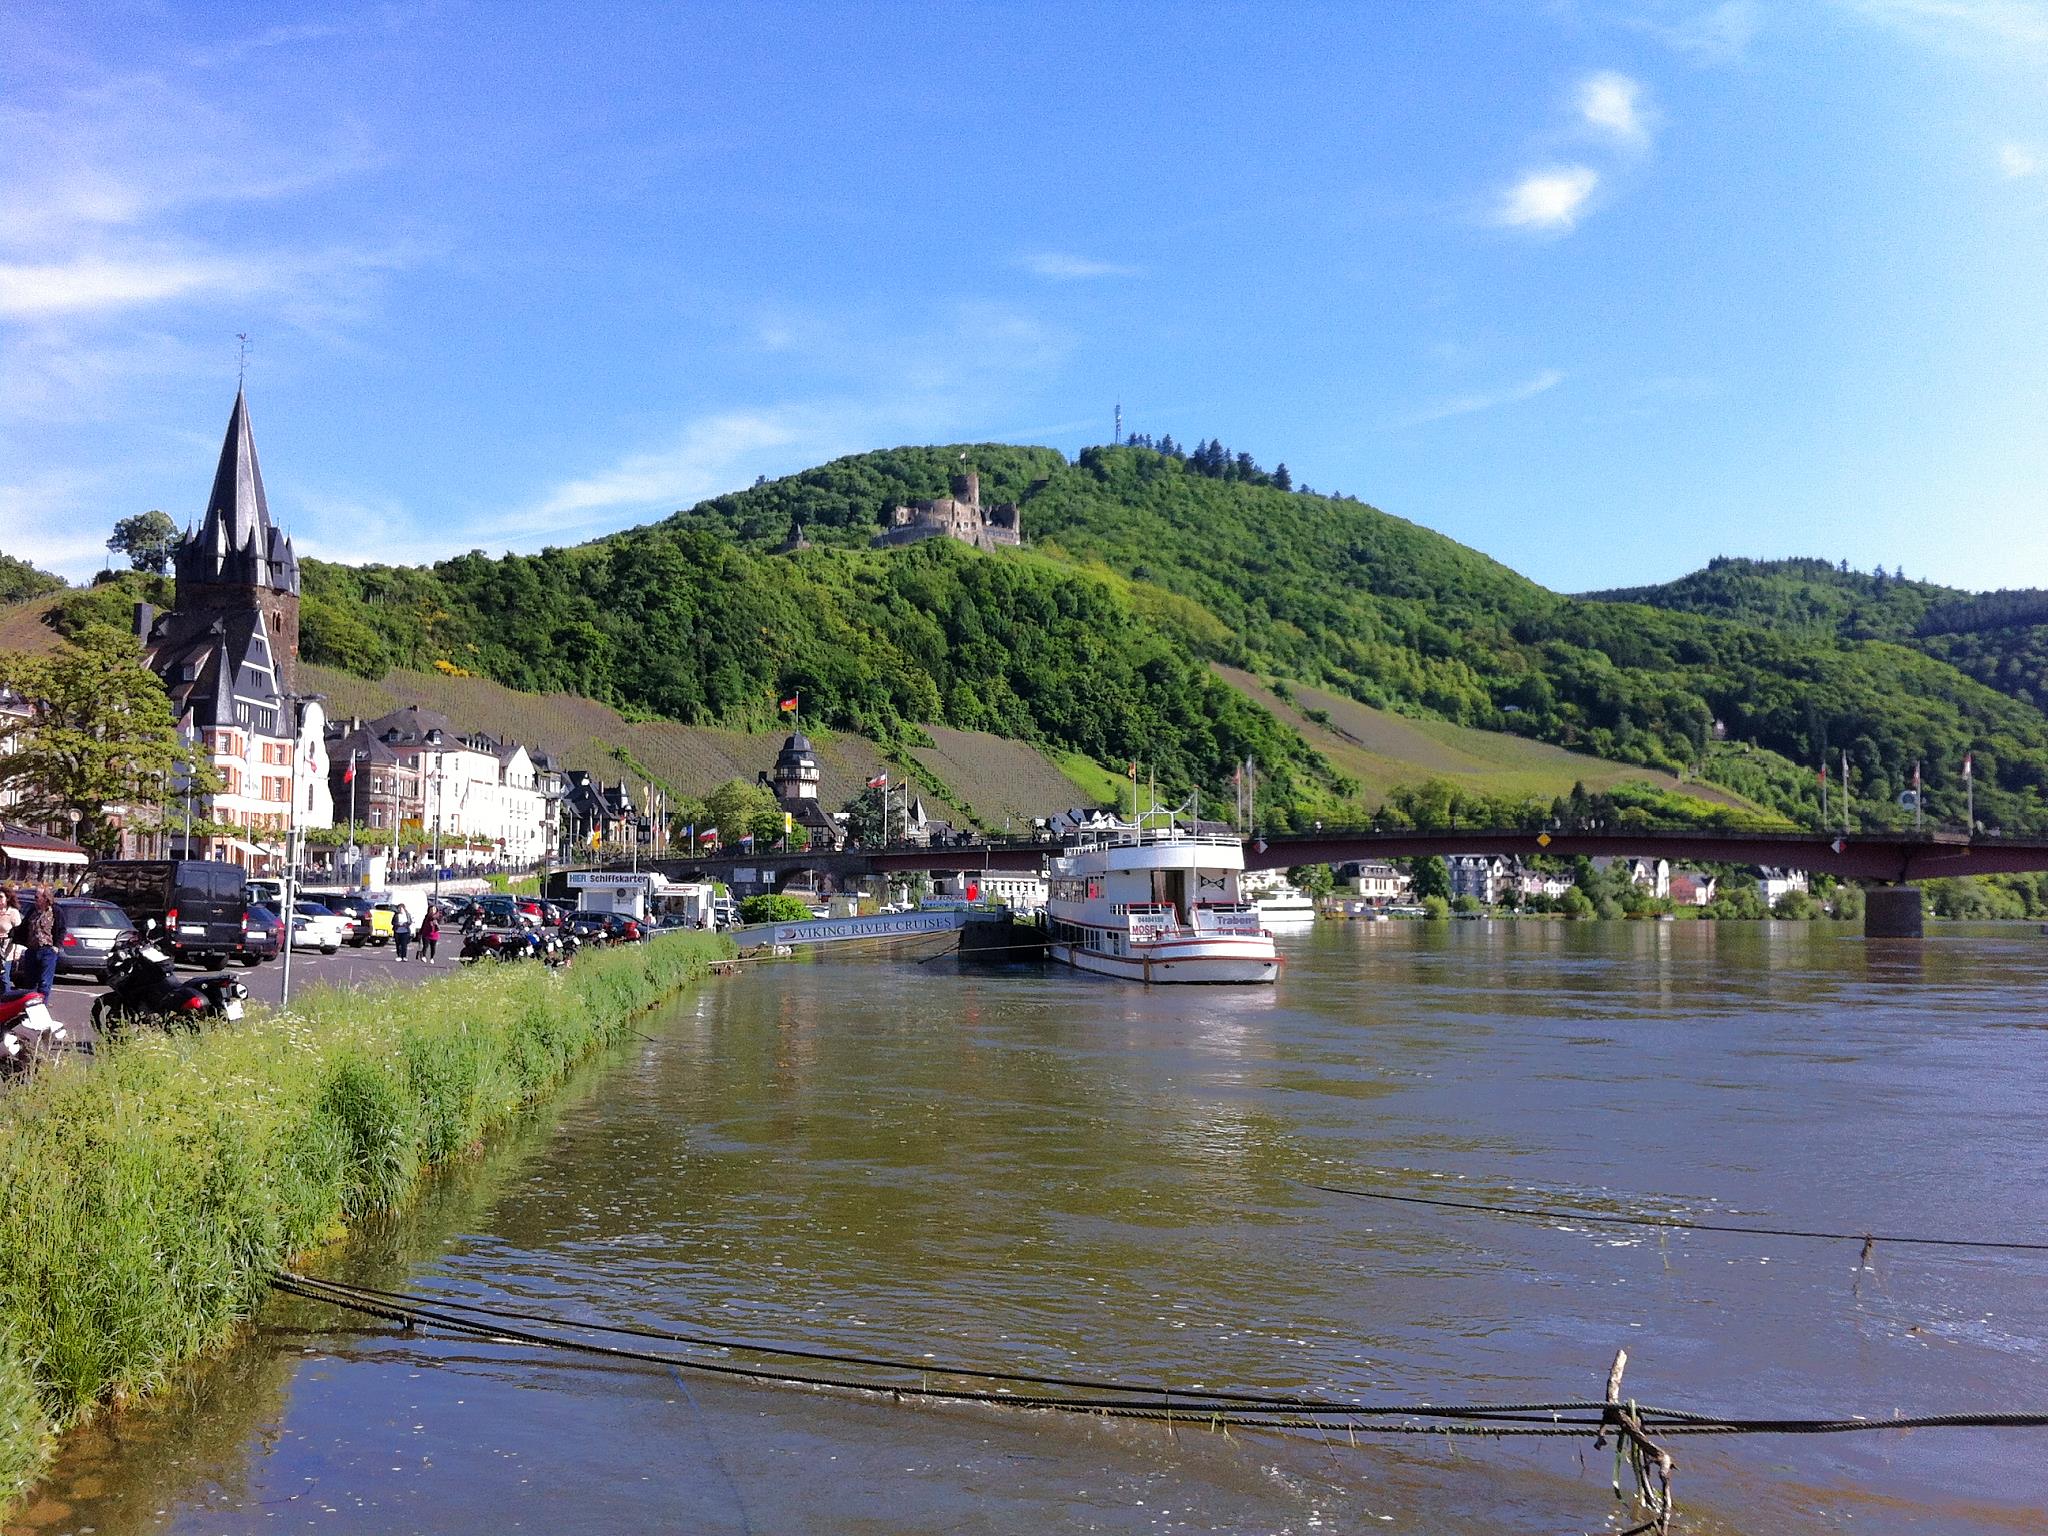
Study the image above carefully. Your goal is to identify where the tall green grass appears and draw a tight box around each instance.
[0,933,730,1512]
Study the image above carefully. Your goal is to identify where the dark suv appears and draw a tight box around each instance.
[85,859,250,966]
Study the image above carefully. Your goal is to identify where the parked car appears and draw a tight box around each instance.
[333,895,393,947]
[85,859,249,966]
[290,901,347,954]
[240,905,282,966]
[52,896,138,982]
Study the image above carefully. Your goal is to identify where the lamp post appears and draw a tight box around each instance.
[426,729,445,910]
[278,691,324,1009]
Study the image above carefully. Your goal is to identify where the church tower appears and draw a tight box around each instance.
[172,389,301,690]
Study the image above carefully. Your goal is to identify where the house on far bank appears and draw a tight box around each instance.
[1342,860,1410,903]
[874,470,1022,552]
[1669,870,1719,907]
[1754,867,1810,905]
[1513,864,1574,902]
[1448,854,1510,905]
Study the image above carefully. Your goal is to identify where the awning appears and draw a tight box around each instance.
[1,842,87,866]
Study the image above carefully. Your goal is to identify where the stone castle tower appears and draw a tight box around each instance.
[171,389,301,690]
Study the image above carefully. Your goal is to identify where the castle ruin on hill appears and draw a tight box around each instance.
[874,470,1021,552]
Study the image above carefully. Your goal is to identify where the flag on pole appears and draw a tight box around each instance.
[342,761,355,783]
[1127,760,1138,782]
[738,832,754,846]
[698,828,718,844]
[867,773,888,789]
[1963,752,1974,780]
[783,811,793,837]
[779,696,799,713]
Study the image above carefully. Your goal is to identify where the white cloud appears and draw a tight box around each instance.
[1634,2,1762,64]
[1495,167,1601,231]
[2000,141,2042,176]
[1843,0,2048,52]
[1017,252,1140,280]
[0,469,118,577]
[0,252,260,317]
[1399,369,1566,426]
[1579,71,1652,146]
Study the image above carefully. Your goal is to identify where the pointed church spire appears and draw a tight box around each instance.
[203,389,272,560]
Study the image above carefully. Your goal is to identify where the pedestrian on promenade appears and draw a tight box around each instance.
[0,888,21,981]
[16,886,63,998]
[419,909,440,964]
[393,904,414,962]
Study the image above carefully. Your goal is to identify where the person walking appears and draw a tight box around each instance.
[17,886,64,998]
[0,888,21,984]
[419,909,440,964]
[392,904,414,962]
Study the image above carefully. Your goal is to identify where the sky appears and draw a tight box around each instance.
[3,0,2046,594]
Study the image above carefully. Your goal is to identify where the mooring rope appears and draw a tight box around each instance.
[268,1272,2048,1437]
[1309,1182,2048,1254]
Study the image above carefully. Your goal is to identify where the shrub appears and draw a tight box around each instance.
[1420,894,1451,922]
[740,893,815,923]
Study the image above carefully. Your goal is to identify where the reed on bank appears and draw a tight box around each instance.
[0,933,731,1511]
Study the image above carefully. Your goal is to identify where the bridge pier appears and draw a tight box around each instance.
[1864,885,1924,939]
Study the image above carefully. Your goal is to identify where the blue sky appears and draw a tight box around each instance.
[3,1,2045,593]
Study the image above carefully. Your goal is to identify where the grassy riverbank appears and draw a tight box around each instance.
[0,933,731,1512]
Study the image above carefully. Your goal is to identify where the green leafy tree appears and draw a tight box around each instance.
[107,510,178,575]
[739,892,814,923]
[1558,885,1596,920]
[0,552,66,606]
[1288,862,1335,898]
[704,777,776,841]
[0,624,197,857]
[1410,855,1450,902]
[1420,894,1451,921]
[840,784,907,846]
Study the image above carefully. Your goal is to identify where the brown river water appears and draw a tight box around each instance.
[11,920,2048,1535]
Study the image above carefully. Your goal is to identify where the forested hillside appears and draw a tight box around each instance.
[1590,556,2048,714]
[281,445,2048,831]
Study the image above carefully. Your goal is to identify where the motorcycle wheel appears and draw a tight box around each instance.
[90,995,121,1041]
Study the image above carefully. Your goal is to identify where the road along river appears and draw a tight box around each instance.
[11,920,2048,1534]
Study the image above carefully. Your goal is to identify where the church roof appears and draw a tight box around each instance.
[175,389,300,595]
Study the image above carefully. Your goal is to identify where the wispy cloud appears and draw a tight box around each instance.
[2000,141,2042,176]
[1398,369,1566,426]
[0,252,262,317]
[1842,0,2048,52]
[1630,2,1763,64]
[1016,251,1140,280]
[1578,71,1653,147]
[1495,167,1601,231]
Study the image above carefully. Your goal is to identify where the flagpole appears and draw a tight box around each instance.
[1841,748,1849,837]
[1914,760,1922,831]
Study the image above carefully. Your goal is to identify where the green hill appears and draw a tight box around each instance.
[19,442,2048,833]
[1587,556,2048,715]
[284,444,2048,830]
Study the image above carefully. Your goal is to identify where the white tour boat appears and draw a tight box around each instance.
[1240,871,1318,927]
[1046,821,1279,984]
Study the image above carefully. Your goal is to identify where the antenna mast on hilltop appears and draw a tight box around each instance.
[1114,401,1122,445]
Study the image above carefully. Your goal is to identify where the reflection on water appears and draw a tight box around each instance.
[14,921,2048,1535]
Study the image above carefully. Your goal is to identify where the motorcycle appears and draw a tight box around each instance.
[0,988,70,1079]
[92,930,249,1039]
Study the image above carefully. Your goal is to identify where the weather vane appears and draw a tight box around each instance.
[236,332,251,389]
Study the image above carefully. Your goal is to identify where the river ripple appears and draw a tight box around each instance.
[14,920,2048,1535]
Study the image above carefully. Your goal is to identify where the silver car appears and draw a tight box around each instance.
[53,896,139,982]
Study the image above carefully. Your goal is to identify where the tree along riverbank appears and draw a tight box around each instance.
[0,932,733,1514]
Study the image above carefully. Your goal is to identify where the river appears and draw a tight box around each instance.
[11,920,2048,1535]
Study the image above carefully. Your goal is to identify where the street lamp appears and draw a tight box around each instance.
[426,729,445,910]
[278,691,325,1008]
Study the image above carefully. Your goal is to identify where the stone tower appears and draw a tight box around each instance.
[172,389,301,690]
[771,732,821,801]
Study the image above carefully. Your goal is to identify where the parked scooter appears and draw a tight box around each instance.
[0,988,70,1079]
[92,929,249,1039]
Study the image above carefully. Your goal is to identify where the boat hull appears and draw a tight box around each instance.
[1048,939,1279,985]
